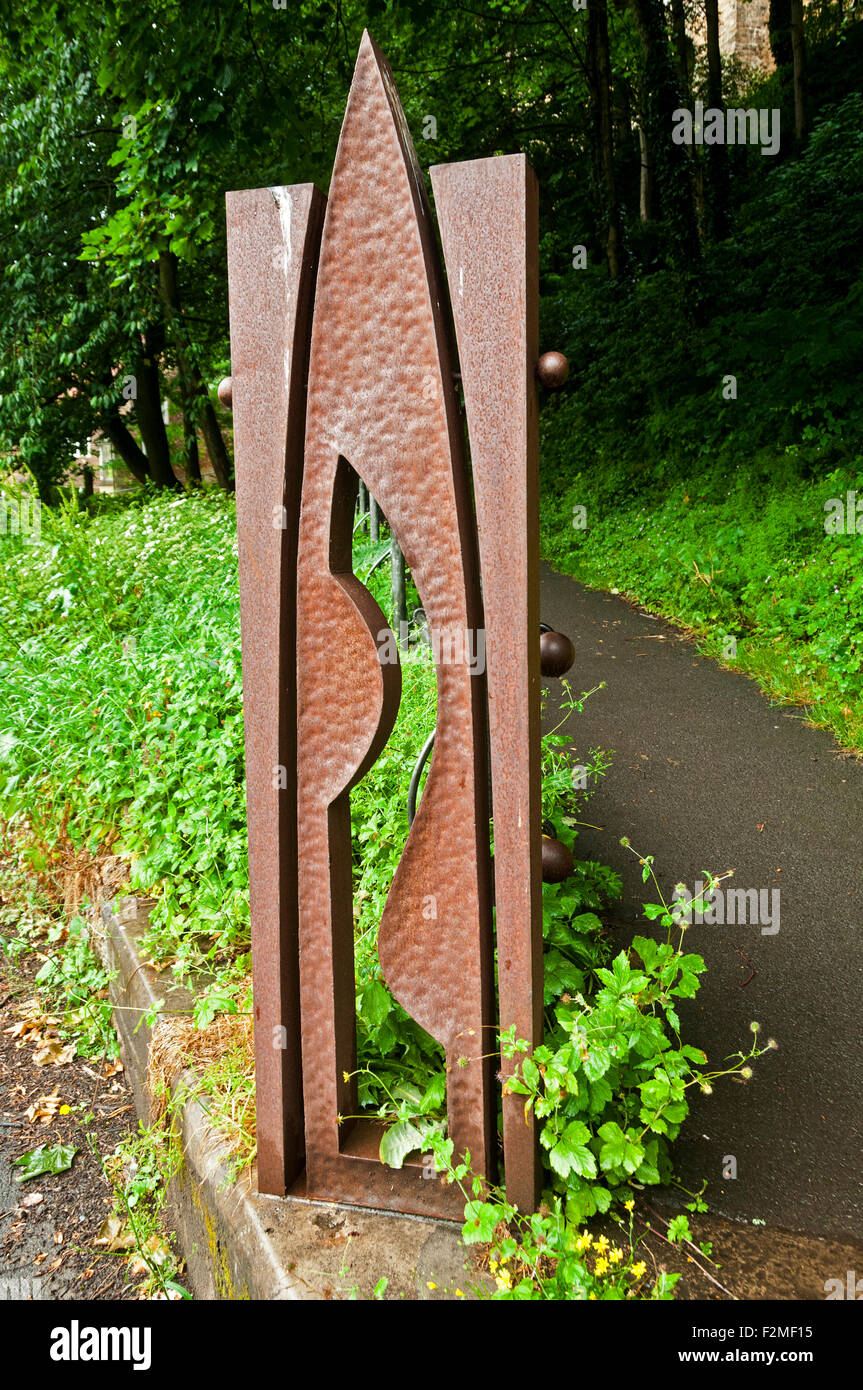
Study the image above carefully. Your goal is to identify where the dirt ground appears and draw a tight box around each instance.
[0,940,143,1301]
[620,1207,863,1301]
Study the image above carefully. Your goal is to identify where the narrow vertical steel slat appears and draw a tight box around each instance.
[432,155,543,1214]
[226,183,325,1195]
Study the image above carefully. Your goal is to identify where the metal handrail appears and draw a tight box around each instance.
[407,729,436,827]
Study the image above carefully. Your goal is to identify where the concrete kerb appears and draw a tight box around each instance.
[101,897,483,1301]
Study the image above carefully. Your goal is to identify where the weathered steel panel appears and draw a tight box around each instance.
[227,183,325,1195]
[431,155,543,1213]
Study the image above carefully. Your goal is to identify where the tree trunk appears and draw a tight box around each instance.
[157,250,233,491]
[198,399,232,490]
[769,0,793,68]
[102,412,152,486]
[181,397,202,485]
[588,0,624,276]
[637,121,653,222]
[628,0,700,266]
[669,0,690,91]
[704,0,729,239]
[134,334,179,489]
[790,0,807,142]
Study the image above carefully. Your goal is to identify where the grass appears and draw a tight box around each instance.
[539,462,863,754]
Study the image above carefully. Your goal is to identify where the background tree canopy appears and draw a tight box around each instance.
[0,0,860,499]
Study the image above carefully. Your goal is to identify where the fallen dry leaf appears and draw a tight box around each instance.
[54,1230,63,1244]
[33,1252,47,1265]
[93,1215,136,1253]
[25,1089,64,1125]
[44,1257,63,1274]
[104,1059,124,1078]
[80,1267,95,1282]
[19,1191,44,1208]
[32,1040,76,1068]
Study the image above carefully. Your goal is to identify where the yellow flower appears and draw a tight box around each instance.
[455,1289,464,1297]
[495,1270,513,1290]
[624,1199,634,1212]
[575,1233,592,1253]
[427,1281,437,1290]
[630,1261,647,1280]
[589,1292,597,1300]
[609,1247,624,1265]
[594,1257,609,1276]
[489,1259,498,1272]
[594,1234,610,1254]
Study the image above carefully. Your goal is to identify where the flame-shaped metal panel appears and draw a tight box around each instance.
[295,32,495,1214]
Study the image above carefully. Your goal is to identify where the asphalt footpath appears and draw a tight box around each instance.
[539,563,862,1244]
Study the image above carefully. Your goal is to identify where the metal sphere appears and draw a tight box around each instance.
[540,629,575,678]
[536,351,569,388]
[542,834,573,884]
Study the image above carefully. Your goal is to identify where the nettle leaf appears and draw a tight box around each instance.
[635,1140,662,1185]
[462,1200,501,1245]
[543,948,586,1004]
[631,934,659,970]
[582,1044,612,1082]
[564,1182,613,1225]
[549,1120,597,1180]
[679,952,706,976]
[670,970,700,999]
[642,903,667,920]
[521,1056,540,1089]
[588,1075,613,1114]
[667,1214,693,1244]
[639,1076,670,1108]
[597,1121,644,1176]
[359,980,391,1027]
[379,1120,424,1170]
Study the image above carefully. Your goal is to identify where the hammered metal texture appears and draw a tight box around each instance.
[227,183,325,1195]
[432,156,543,1213]
[296,32,495,1214]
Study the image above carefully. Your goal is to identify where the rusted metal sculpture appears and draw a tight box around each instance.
[226,31,569,1218]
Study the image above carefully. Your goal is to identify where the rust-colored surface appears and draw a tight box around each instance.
[432,155,543,1214]
[294,32,495,1216]
[227,183,325,1195]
